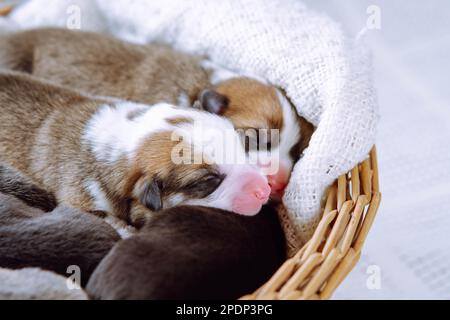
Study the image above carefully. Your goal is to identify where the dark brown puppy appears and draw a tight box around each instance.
[86,205,285,300]
[0,162,57,212]
[0,193,120,286]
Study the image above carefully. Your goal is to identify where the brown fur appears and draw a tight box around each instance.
[86,205,285,300]
[291,117,315,161]
[0,28,209,106]
[213,77,284,131]
[0,192,120,286]
[0,72,221,226]
[0,28,314,148]
[0,72,112,213]
[0,162,57,212]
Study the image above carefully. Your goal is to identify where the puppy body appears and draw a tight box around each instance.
[0,162,57,212]
[0,28,314,197]
[0,72,270,226]
[0,192,120,286]
[86,205,285,300]
[0,28,209,107]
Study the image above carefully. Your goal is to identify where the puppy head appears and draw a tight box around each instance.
[198,77,311,200]
[129,104,271,216]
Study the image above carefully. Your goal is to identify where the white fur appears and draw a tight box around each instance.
[277,90,302,172]
[103,216,136,239]
[83,101,242,164]
[177,92,191,109]
[82,102,172,163]
[245,90,301,176]
[82,100,268,213]
[84,178,136,238]
[83,178,113,213]
[8,0,379,250]
[184,163,267,212]
[164,194,187,208]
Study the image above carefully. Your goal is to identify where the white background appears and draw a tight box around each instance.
[303,0,450,299]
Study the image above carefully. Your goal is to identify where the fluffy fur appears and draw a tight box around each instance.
[0,72,270,226]
[0,28,210,106]
[0,28,314,195]
[0,192,120,286]
[0,162,57,212]
[86,205,285,300]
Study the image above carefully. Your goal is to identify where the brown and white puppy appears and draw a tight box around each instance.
[86,205,285,300]
[0,192,120,286]
[0,162,57,212]
[0,72,270,227]
[203,78,315,199]
[0,28,314,200]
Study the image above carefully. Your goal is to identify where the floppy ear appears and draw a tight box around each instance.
[199,89,229,115]
[138,177,163,212]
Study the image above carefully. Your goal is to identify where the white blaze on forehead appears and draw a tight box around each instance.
[83,102,172,162]
[244,90,301,176]
[275,90,301,171]
[81,100,270,215]
[83,101,249,167]
[169,108,250,166]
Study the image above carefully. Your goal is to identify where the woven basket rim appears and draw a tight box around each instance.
[242,146,381,300]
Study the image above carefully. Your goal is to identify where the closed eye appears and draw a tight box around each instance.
[182,173,225,199]
[239,127,275,153]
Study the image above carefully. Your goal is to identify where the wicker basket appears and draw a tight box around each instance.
[242,147,381,300]
[0,6,381,300]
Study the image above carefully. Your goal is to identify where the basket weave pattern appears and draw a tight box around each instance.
[242,147,381,300]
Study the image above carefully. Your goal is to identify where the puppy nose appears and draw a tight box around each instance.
[231,172,271,216]
[268,175,287,192]
[254,186,271,202]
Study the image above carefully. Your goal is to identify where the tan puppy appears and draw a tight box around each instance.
[0,72,271,227]
[0,28,314,199]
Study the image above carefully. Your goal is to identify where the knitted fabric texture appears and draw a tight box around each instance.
[6,0,378,253]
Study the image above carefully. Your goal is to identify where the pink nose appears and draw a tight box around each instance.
[268,175,287,193]
[267,167,289,200]
[231,172,271,216]
[255,189,270,201]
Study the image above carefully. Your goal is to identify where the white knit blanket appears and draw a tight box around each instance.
[4,0,378,252]
[0,268,88,300]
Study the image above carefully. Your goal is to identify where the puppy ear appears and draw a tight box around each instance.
[199,89,229,115]
[139,177,163,212]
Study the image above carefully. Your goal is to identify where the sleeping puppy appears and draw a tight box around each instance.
[86,205,285,300]
[0,162,57,212]
[0,72,270,227]
[0,192,120,286]
[0,27,314,199]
